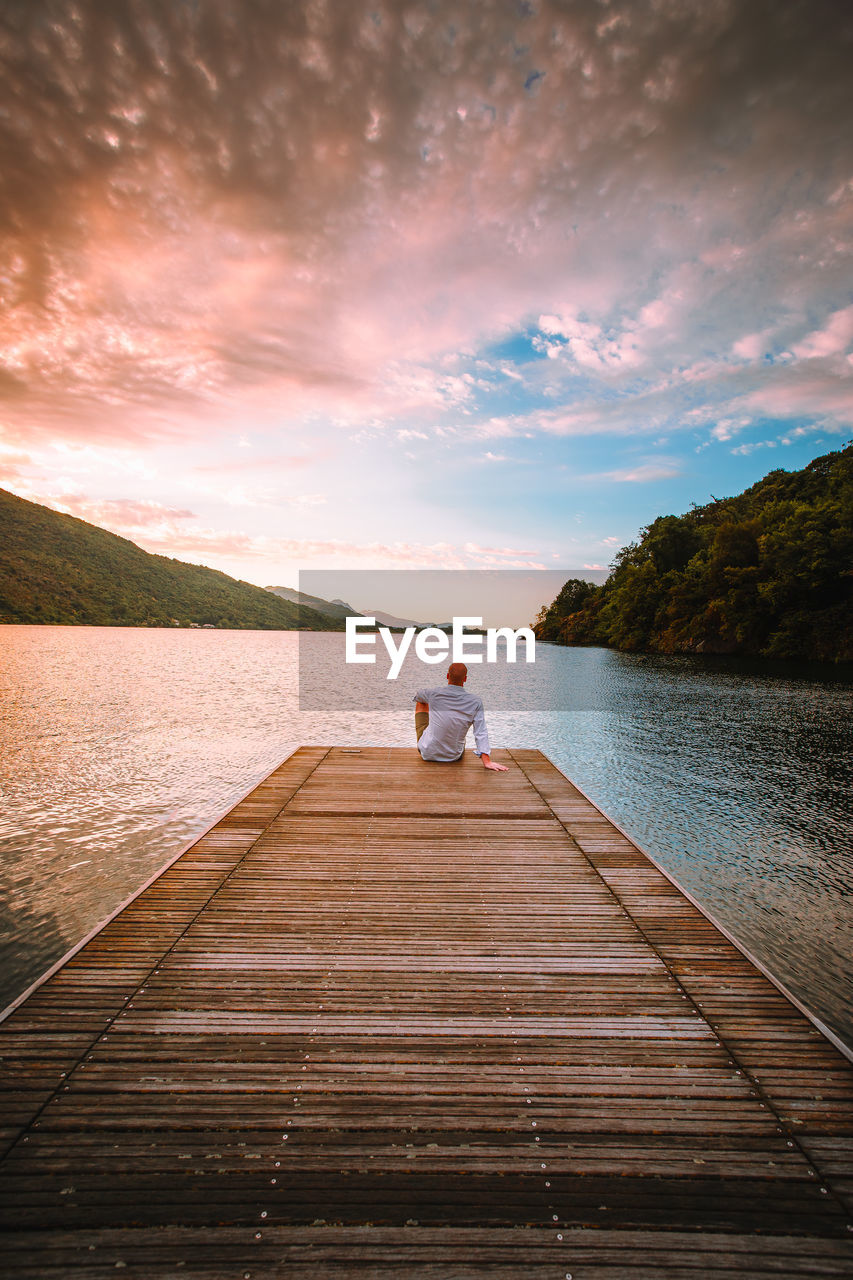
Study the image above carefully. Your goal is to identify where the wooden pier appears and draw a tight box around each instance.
[1,746,852,1277]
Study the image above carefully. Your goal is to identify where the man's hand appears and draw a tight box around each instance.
[481,755,509,772]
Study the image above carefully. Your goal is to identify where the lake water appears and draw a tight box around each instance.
[1,626,851,1051]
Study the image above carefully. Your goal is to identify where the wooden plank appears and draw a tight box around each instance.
[0,745,851,1277]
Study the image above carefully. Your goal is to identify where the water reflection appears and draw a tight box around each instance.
[1,626,851,1050]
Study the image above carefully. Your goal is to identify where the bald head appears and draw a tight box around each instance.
[447,662,468,686]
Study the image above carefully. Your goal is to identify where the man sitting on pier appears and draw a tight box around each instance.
[413,662,508,771]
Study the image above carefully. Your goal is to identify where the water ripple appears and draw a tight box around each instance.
[1,626,851,1049]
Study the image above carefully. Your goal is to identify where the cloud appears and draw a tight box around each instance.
[0,449,34,483]
[537,312,634,372]
[731,440,777,456]
[1,0,851,454]
[792,306,853,359]
[28,485,545,572]
[733,330,773,361]
[49,495,197,534]
[148,529,546,573]
[599,463,683,483]
[741,367,853,426]
[711,421,741,442]
[1,0,852,585]
[462,541,545,569]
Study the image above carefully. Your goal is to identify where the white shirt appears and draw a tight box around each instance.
[413,683,491,761]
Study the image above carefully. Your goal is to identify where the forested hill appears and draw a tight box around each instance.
[535,443,853,663]
[0,488,340,630]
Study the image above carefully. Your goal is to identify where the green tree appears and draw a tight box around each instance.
[535,442,852,663]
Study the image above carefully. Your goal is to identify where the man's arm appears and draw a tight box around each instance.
[472,702,508,771]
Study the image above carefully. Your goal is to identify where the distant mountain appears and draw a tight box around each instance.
[363,615,478,631]
[0,488,342,630]
[266,591,460,630]
[265,585,359,620]
[362,608,423,628]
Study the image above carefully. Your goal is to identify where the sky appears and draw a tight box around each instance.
[1,0,852,595]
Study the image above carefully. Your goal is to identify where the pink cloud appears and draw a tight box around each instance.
[464,540,540,557]
[2,0,849,456]
[27,486,546,573]
[50,495,197,532]
[0,450,34,483]
[792,306,853,360]
[732,331,770,361]
[145,529,546,573]
[742,370,853,425]
[0,0,850,564]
